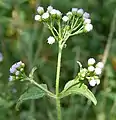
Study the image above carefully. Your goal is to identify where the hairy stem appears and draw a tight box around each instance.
[55,42,63,120]
[56,43,62,95]
[56,97,62,120]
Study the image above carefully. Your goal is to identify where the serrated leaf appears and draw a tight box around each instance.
[60,80,97,105]
[16,84,47,110]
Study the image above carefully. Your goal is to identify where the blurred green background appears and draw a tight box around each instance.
[0,0,116,120]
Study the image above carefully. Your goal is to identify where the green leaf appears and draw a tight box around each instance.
[16,84,47,110]
[60,80,97,105]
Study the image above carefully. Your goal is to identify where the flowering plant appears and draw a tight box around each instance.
[9,6,103,120]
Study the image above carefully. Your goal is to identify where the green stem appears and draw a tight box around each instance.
[28,78,56,99]
[56,97,62,120]
[55,42,63,120]
[56,43,62,95]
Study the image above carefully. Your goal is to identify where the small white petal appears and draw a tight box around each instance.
[50,9,57,15]
[42,12,49,20]
[78,8,84,15]
[47,6,53,12]
[95,67,102,75]
[62,16,69,22]
[35,15,41,21]
[88,66,95,72]
[84,19,91,24]
[83,12,90,18]
[37,6,44,15]
[47,36,55,44]
[88,58,96,65]
[85,24,93,32]
[72,8,78,13]
[56,10,62,17]
[66,12,72,17]
[96,62,104,69]
[89,79,97,87]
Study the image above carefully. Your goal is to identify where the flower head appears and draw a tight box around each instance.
[89,79,97,87]
[56,10,62,18]
[66,12,72,18]
[96,62,104,69]
[88,66,95,72]
[95,67,102,75]
[50,9,57,16]
[35,15,41,21]
[72,8,78,14]
[62,16,69,22]
[84,19,91,24]
[84,24,93,32]
[42,12,50,20]
[77,8,84,15]
[47,36,55,44]
[37,6,44,15]
[47,6,53,12]
[9,61,25,81]
[83,12,90,19]
[88,58,95,65]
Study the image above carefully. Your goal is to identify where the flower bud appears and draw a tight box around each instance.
[37,6,44,15]
[88,58,95,65]
[50,9,57,17]
[88,66,95,72]
[84,19,91,24]
[35,15,42,21]
[66,12,72,18]
[95,67,102,75]
[77,8,84,15]
[47,36,55,44]
[83,12,90,19]
[56,10,62,18]
[42,12,50,21]
[96,62,104,69]
[62,16,69,22]
[89,79,97,86]
[47,6,53,12]
[72,8,78,14]
[84,24,93,32]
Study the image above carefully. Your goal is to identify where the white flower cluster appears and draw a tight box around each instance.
[35,6,93,32]
[68,8,93,32]
[87,58,104,86]
[35,6,62,22]
[77,58,103,87]
[35,6,93,45]
[9,61,25,81]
